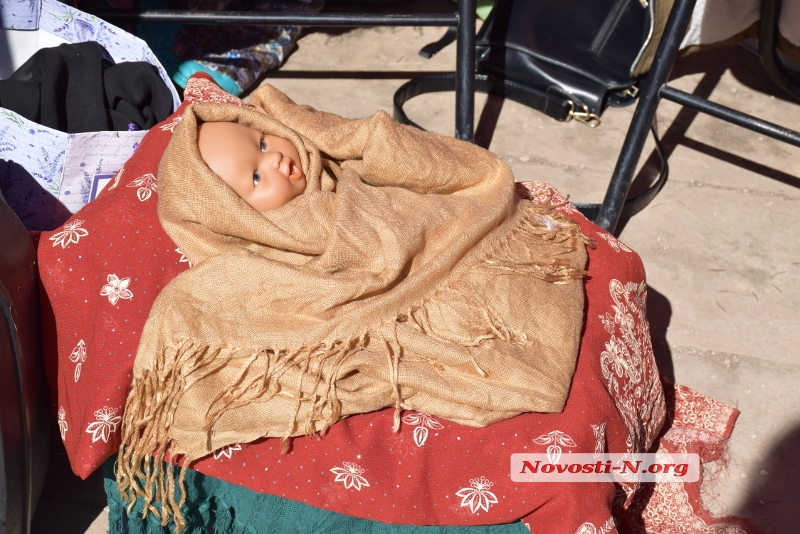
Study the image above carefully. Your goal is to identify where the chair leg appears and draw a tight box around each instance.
[595,0,699,233]
[759,0,800,102]
[455,0,476,141]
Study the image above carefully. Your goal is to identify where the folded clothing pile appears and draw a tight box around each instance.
[0,41,174,133]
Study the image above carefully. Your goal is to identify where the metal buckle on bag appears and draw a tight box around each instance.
[566,101,602,127]
[624,85,640,98]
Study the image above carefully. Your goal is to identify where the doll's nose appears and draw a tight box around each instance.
[264,150,282,168]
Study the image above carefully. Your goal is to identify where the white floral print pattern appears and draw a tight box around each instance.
[591,422,607,458]
[85,406,122,443]
[600,279,665,453]
[532,429,577,464]
[516,181,580,214]
[635,471,749,533]
[107,167,124,191]
[127,173,158,202]
[213,443,242,460]
[599,279,666,501]
[600,516,616,534]
[184,77,246,105]
[175,248,192,268]
[49,219,89,248]
[159,115,182,133]
[575,522,598,534]
[599,312,615,334]
[596,231,632,253]
[100,274,133,304]
[58,406,68,441]
[455,476,498,514]
[69,339,87,382]
[574,518,615,534]
[401,412,444,447]
[662,426,720,456]
[330,462,370,491]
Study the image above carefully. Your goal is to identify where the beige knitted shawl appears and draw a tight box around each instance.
[117,85,588,528]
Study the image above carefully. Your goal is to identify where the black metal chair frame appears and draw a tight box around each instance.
[84,0,479,141]
[597,0,800,232]
[84,0,800,235]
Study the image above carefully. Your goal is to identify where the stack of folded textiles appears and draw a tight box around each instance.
[37,73,757,534]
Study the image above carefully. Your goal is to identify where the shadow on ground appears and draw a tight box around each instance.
[645,285,674,382]
[632,44,800,197]
[734,426,800,534]
[732,423,800,534]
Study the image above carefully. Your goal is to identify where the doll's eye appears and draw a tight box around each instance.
[260,139,267,151]
[253,172,261,185]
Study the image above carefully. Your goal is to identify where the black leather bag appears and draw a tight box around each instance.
[393,0,669,219]
[395,0,657,127]
[474,0,655,125]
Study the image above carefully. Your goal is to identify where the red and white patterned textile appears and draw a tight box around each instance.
[38,73,755,533]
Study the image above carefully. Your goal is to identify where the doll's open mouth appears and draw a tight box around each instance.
[279,157,293,179]
[285,159,302,180]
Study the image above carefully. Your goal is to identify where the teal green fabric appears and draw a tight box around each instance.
[172,60,243,96]
[103,458,529,534]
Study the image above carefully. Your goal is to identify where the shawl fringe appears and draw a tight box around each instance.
[117,198,588,532]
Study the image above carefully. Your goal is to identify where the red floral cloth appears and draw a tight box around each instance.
[39,74,243,473]
[37,73,754,533]
[626,382,757,534]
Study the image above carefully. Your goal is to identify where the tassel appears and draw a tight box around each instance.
[383,322,403,433]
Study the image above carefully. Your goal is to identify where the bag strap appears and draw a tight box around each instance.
[572,122,669,221]
[393,73,601,128]
[392,74,668,221]
[418,27,458,59]
[393,73,575,123]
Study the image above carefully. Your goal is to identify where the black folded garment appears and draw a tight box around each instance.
[0,41,173,133]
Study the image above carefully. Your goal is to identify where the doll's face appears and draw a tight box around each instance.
[197,121,306,211]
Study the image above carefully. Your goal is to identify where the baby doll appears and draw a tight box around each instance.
[119,84,589,530]
[197,121,308,211]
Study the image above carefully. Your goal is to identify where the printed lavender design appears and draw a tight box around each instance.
[0,0,39,28]
[31,146,65,195]
[0,127,15,159]
[1,109,25,129]
[48,4,97,42]
[46,5,76,34]
[72,16,96,41]
[79,159,104,205]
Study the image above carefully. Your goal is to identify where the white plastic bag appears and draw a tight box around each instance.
[1,0,180,229]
